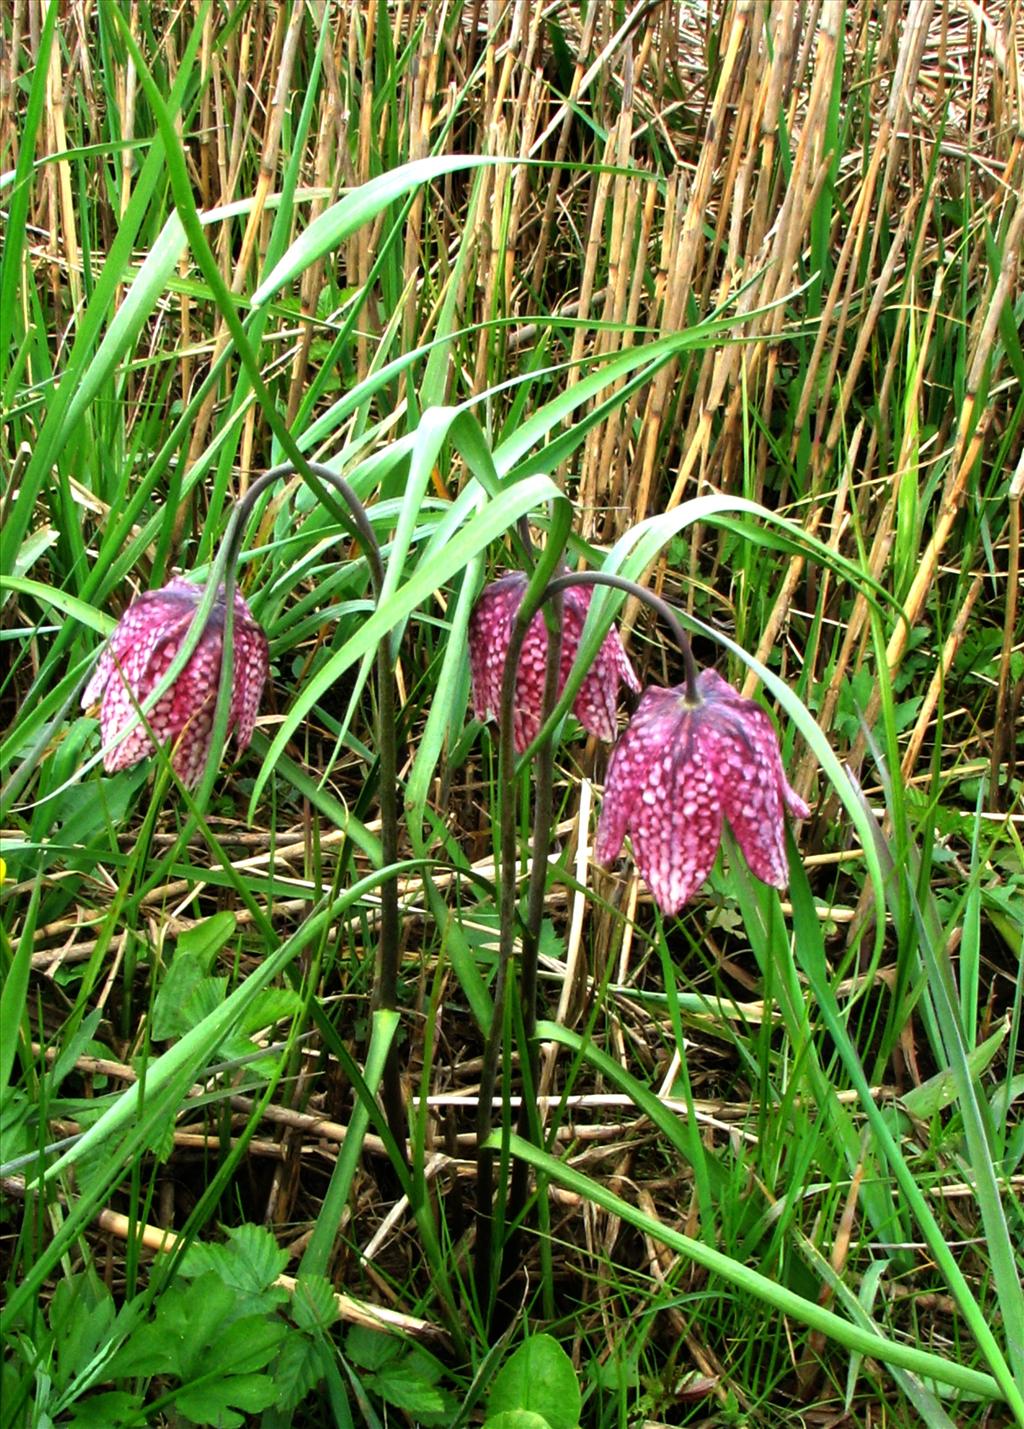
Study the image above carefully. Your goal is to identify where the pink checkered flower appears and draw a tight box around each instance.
[469,572,641,753]
[81,577,269,788]
[595,668,810,914]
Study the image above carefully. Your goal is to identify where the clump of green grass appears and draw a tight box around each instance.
[2,3,1022,1426]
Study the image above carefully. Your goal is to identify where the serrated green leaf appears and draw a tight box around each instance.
[291,1273,339,1332]
[155,974,229,1040]
[370,1364,447,1416]
[180,1223,289,1296]
[400,1344,445,1385]
[66,1392,145,1427]
[174,1371,278,1427]
[151,963,214,1041]
[106,1315,181,1379]
[270,1333,330,1411]
[152,915,239,1039]
[237,986,303,1036]
[346,1322,403,1372]
[50,1272,116,1394]
[155,1273,237,1371]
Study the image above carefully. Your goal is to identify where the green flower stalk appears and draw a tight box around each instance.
[83,460,408,1155]
[470,564,809,1310]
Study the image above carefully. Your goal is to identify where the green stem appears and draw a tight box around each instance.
[484,564,704,1299]
[545,569,700,703]
[215,461,407,1158]
[473,512,571,1316]
[509,563,702,1066]
[501,597,561,1268]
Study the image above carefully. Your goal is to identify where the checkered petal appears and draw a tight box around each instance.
[82,579,197,709]
[697,673,810,887]
[469,574,527,726]
[228,612,271,749]
[596,669,809,913]
[560,586,641,742]
[595,687,723,914]
[82,579,268,787]
[469,573,640,754]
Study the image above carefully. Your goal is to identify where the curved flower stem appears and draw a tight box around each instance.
[509,565,700,1034]
[473,611,562,1318]
[473,508,571,1318]
[544,569,701,705]
[515,514,536,572]
[217,461,407,1159]
[485,565,703,1295]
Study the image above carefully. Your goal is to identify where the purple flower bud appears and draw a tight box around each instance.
[469,573,640,753]
[595,668,810,914]
[81,577,269,788]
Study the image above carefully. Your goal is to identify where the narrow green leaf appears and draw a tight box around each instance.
[493,1132,1002,1401]
[249,473,567,810]
[251,156,501,306]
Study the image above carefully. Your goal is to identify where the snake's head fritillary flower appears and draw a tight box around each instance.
[594,668,810,914]
[469,572,641,753]
[81,577,269,788]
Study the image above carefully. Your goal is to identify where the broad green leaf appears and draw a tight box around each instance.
[488,1336,581,1429]
[484,1414,553,1429]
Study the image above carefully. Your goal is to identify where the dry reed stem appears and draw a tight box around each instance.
[900,573,984,780]
[853,198,1024,752]
[742,424,862,706]
[7,5,1022,1397]
[989,446,1023,804]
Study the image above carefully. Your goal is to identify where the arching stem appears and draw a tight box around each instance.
[544,569,700,705]
[481,565,702,1300]
[218,461,406,1159]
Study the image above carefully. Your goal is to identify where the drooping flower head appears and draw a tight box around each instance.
[595,668,809,914]
[469,572,640,753]
[81,577,269,788]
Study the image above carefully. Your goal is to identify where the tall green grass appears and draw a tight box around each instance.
[2,2,1022,1425]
